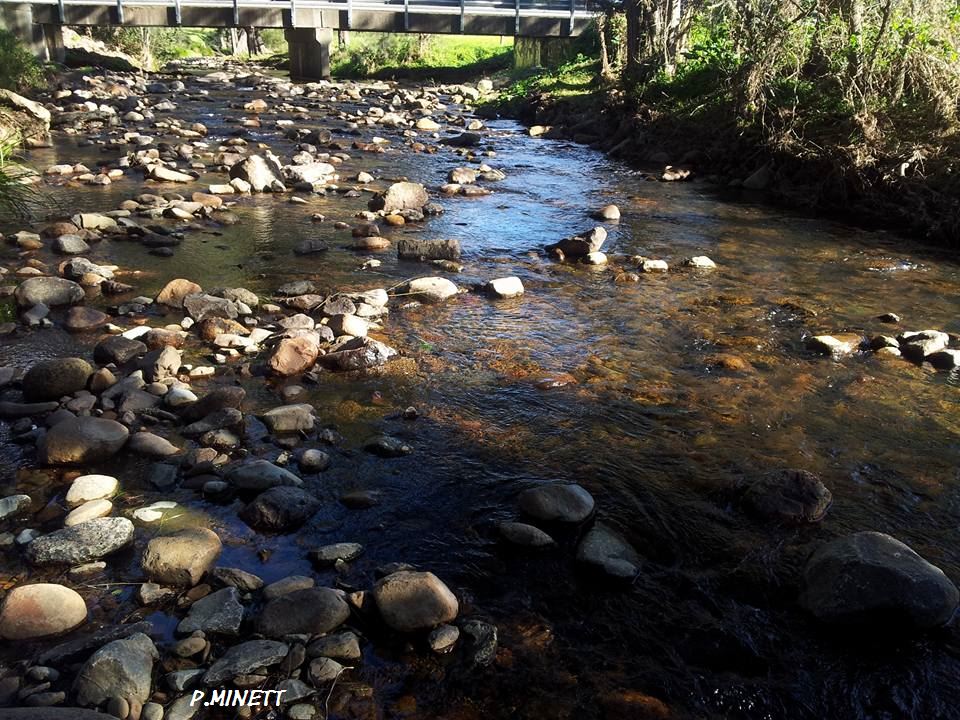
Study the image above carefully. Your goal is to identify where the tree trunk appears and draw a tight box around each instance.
[598,13,612,80]
[246,27,265,56]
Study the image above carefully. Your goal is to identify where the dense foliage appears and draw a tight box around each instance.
[0,29,45,91]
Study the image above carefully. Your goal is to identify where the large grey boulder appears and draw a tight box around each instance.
[239,486,320,531]
[40,416,129,465]
[800,531,959,629]
[257,588,350,638]
[373,571,458,633]
[94,336,148,365]
[546,227,607,258]
[73,632,157,706]
[14,276,85,307]
[319,337,397,372]
[396,238,461,262]
[229,155,281,192]
[368,181,428,212]
[141,528,222,586]
[401,277,459,304]
[26,517,134,566]
[203,640,289,686]
[23,358,93,402]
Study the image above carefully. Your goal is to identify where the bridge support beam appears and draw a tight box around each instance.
[285,28,333,81]
[2,3,47,59]
[514,36,575,70]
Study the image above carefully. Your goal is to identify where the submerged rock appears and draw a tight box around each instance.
[22,358,93,402]
[517,483,595,524]
[743,469,832,524]
[800,531,959,629]
[177,586,243,636]
[203,640,290,686]
[239,486,321,531]
[576,523,641,580]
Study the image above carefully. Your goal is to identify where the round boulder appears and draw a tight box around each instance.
[22,357,93,402]
[0,583,87,639]
[14,276,85,307]
[743,469,832,524]
[257,587,350,637]
[800,531,959,629]
[373,571,459,633]
[517,483,595,524]
[41,416,129,465]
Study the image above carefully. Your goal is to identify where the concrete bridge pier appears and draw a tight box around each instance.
[514,36,575,69]
[285,28,333,80]
[1,3,58,61]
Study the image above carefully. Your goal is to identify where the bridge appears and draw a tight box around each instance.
[1,0,595,79]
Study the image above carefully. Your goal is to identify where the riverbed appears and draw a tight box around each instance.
[1,65,959,720]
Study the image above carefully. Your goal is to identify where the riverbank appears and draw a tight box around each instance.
[490,58,960,250]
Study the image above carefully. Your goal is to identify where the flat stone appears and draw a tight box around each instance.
[211,567,264,593]
[263,575,315,600]
[309,543,363,566]
[41,417,129,465]
[306,631,361,662]
[743,469,832,524]
[66,474,119,507]
[64,499,113,527]
[26,517,134,566]
[257,588,350,638]
[226,460,302,491]
[575,523,641,580]
[177,586,243,635]
[73,633,158,706]
[203,640,290,686]
[498,521,555,547]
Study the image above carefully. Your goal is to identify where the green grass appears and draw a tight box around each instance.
[331,33,513,79]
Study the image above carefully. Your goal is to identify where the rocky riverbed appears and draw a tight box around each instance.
[0,63,958,720]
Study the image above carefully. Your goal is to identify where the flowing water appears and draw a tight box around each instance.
[2,71,960,719]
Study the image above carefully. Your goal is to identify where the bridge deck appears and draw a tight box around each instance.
[12,0,596,36]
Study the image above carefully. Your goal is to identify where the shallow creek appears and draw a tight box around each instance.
[1,69,959,720]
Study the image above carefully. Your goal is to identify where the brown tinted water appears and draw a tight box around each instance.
[1,73,959,719]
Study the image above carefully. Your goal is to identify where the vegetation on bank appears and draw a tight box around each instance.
[330,34,512,79]
[0,29,45,92]
[498,1,960,245]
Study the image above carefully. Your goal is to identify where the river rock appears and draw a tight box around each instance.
[309,542,363,566]
[486,277,524,299]
[396,238,461,261]
[0,494,31,520]
[94,336,148,365]
[805,334,862,357]
[26,517,134,566]
[592,204,620,221]
[546,227,606,258]
[15,277,85,307]
[461,620,498,667]
[239,486,321,531]
[141,528,222,586]
[0,583,87,640]
[212,567,264,592]
[183,293,238,321]
[373,571,458,632]
[156,279,202,308]
[743,469,832,524]
[684,255,717,269]
[64,499,113,527]
[299,449,330,473]
[41,417,129,464]
[73,632,158,706]
[226,459,302,491]
[576,523,641,579]
[428,624,460,654]
[498,521,555,547]
[320,337,396,371]
[143,346,181,382]
[203,639,290,686]
[66,475,120,508]
[53,235,90,255]
[262,404,314,433]
[65,306,109,332]
[368,182,428,212]
[285,162,335,185]
[127,432,180,457]
[177,586,243,635]
[899,330,949,361]
[257,588,350,637]
[306,631,361,662]
[23,358,93,401]
[268,337,319,376]
[179,385,245,423]
[927,349,960,370]
[229,155,280,192]
[800,531,959,629]
[517,483,595,523]
[402,277,458,303]
[263,576,315,600]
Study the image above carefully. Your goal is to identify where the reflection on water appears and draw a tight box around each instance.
[1,76,959,719]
